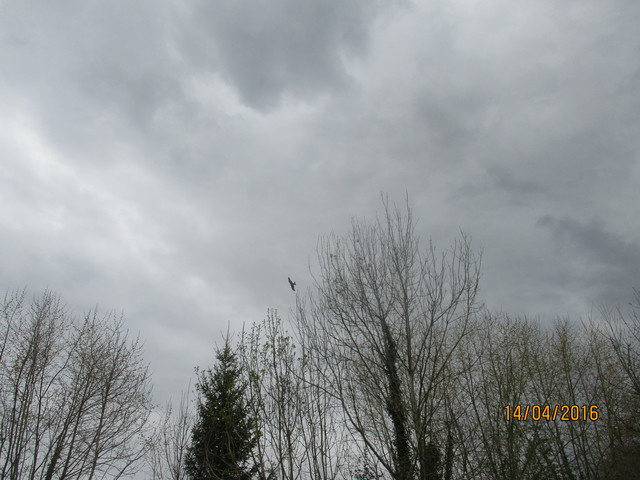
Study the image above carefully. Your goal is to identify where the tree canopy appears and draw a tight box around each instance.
[186,339,258,480]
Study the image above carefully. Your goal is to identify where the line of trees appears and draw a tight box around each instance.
[172,198,639,479]
[3,198,638,479]
[0,289,154,480]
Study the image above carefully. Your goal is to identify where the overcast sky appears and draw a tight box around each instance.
[1,0,639,405]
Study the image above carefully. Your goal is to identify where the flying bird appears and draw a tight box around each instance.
[288,277,296,291]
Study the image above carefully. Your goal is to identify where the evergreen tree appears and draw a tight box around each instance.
[351,450,383,480]
[186,339,258,480]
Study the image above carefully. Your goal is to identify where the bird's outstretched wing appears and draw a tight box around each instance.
[288,277,296,291]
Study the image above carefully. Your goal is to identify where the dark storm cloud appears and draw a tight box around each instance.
[537,215,640,306]
[186,0,397,111]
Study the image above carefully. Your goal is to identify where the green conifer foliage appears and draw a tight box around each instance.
[186,340,258,480]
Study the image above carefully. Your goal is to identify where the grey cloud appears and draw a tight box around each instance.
[0,0,186,159]
[187,0,396,111]
[487,166,544,197]
[456,164,546,207]
[537,215,640,306]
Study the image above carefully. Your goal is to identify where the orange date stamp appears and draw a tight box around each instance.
[504,404,599,421]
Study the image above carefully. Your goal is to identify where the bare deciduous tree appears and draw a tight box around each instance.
[457,313,561,480]
[240,310,303,479]
[296,197,482,480]
[239,310,349,480]
[0,288,154,480]
[144,389,192,480]
[453,309,636,480]
[593,292,640,479]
